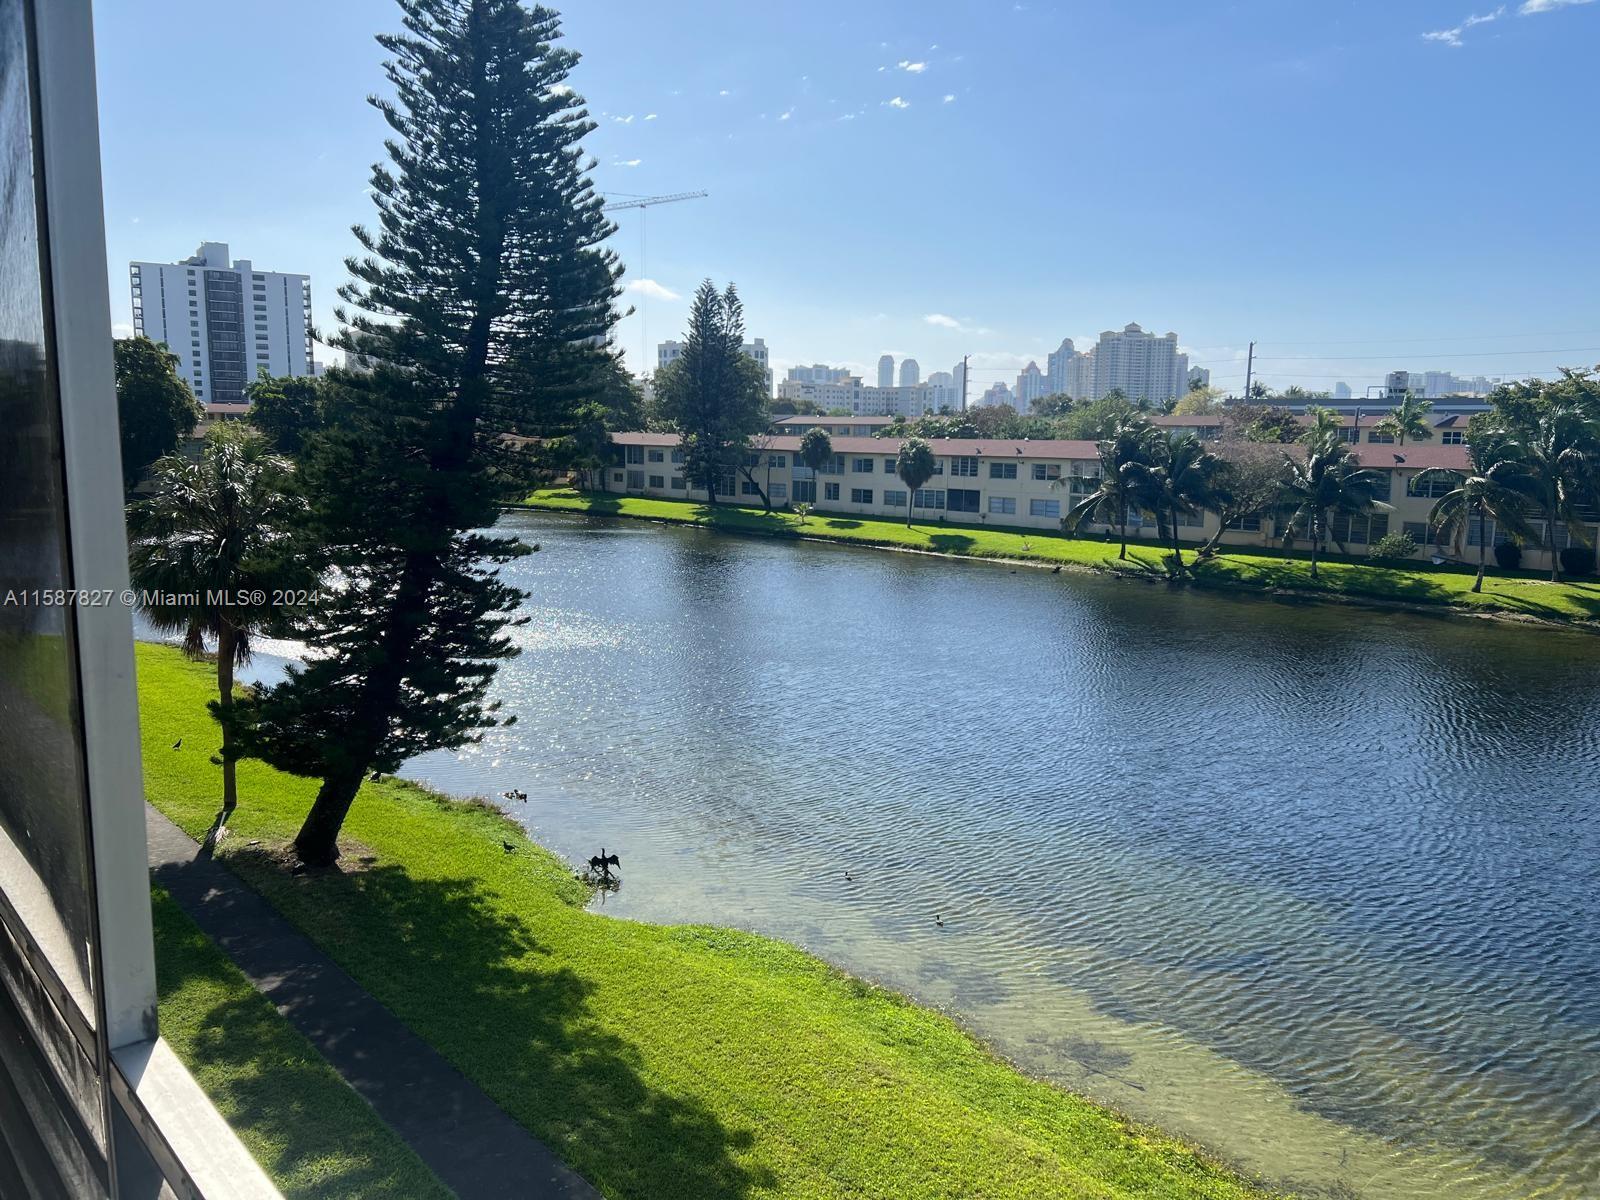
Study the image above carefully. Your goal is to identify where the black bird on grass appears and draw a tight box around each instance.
[171,738,182,750]
[501,840,516,854]
[588,848,620,881]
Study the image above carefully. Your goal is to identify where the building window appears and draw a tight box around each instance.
[989,462,1017,479]
[950,457,979,477]
[884,489,907,508]
[1224,515,1262,532]
[989,496,1016,515]
[625,445,644,464]
[670,477,686,490]
[626,470,644,488]
[649,475,665,489]
[883,458,898,474]
[741,480,761,496]
[1407,475,1454,499]
[671,449,685,464]
[647,448,664,462]
[1337,428,1362,443]
[1403,521,1431,546]
[768,454,787,468]
[947,488,980,513]
[1031,463,1061,481]
[1367,430,1395,444]
[912,488,945,509]
[931,461,943,475]
[1441,431,1464,445]
[824,482,840,501]
[1030,498,1061,518]
[771,483,787,500]
[793,480,815,503]
[852,457,874,473]
[612,471,624,483]
[850,488,873,504]
[1331,512,1389,545]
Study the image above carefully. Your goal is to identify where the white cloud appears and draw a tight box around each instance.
[1520,0,1592,12]
[611,114,635,124]
[1423,5,1505,44]
[718,89,731,96]
[923,313,992,335]
[838,112,857,121]
[644,113,658,120]
[886,96,911,109]
[779,107,794,121]
[612,158,642,167]
[943,94,956,104]
[625,279,680,301]
[897,60,928,73]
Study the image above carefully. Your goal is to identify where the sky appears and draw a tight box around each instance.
[93,0,1600,397]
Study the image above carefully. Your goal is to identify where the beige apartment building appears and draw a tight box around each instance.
[593,430,1563,567]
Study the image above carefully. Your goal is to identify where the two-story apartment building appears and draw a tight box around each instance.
[594,432,1552,567]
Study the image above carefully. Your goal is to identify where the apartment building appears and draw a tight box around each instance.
[130,241,312,405]
[596,431,1524,566]
[659,336,773,395]
[1090,323,1189,405]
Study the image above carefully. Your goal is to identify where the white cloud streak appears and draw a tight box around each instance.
[625,279,680,301]
[897,60,927,73]
[886,96,910,109]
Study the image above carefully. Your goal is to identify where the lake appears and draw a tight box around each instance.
[236,510,1600,1199]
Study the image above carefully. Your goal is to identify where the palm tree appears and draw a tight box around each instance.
[128,426,309,825]
[1137,432,1228,579]
[896,437,937,527]
[1374,392,1434,446]
[1302,405,1342,444]
[1277,433,1391,581]
[1413,444,1537,593]
[1508,404,1598,582]
[797,426,832,515]
[1062,416,1156,559]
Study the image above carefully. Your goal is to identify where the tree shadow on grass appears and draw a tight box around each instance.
[216,850,773,1200]
[822,518,863,530]
[926,533,976,554]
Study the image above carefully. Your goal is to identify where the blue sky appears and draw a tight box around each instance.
[94,0,1599,396]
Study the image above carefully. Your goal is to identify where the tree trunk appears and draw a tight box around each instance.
[738,466,770,512]
[1118,502,1128,560]
[294,766,366,867]
[1309,514,1321,581]
[1548,512,1561,582]
[1169,505,1185,579]
[216,622,238,818]
[906,493,913,527]
[1475,527,1486,593]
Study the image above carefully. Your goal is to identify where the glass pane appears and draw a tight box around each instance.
[0,0,99,1027]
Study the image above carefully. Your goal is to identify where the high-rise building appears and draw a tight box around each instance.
[925,371,958,410]
[979,381,1015,408]
[1046,337,1095,401]
[1187,366,1211,391]
[899,357,920,387]
[1089,323,1189,405]
[951,359,969,408]
[659,337,773,394]
[787,363,853,385]
[878,354,895,389]
[1015,361,1048,409]
[129,242,311,405]
[1333,382,1353,400]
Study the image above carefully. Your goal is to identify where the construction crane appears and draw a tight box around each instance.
[601,191,708,374]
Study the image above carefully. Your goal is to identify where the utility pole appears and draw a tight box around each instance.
[1242,341,1256,401]
[961,353,969,413]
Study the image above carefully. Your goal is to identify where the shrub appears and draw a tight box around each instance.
[1559,545,1596,577]
[1369,531,1418,561]
[1494,542,1522,570]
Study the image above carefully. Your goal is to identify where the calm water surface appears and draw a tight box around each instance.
[247,512,1600,1199]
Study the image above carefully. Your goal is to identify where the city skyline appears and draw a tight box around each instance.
[93,0,1600,397]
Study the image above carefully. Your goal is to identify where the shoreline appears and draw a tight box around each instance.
[135,641,1285,1199]
[509,490,1600,634]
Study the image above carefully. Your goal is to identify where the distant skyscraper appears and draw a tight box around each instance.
[979,381,1015,408]
[1333,381,1353,400]
[899,357,920,387]
[1015,361,1048,409]
[787,363,853,385]
[878,354,895,388]
[951,359,968,407]
[129,241,311,405]
[1089,323,1189,405]
[1187,366,1210,391]
[925,370,957,409]
[660,337,773,394]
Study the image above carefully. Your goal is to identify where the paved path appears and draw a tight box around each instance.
[146,805,600,1200]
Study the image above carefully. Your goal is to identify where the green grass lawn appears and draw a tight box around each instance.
[152,886,450,1199]
[139,642,1278,1200]
[517,488,1600,625]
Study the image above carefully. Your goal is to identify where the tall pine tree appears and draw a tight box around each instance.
[654,281,768,504]
[231,0,621,865]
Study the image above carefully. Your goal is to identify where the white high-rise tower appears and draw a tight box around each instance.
[877,354,895,389]
[899,358,920,387]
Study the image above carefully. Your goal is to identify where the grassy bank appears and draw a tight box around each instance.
[138,642,1276,1200]
[152,887,450,1198]
[516,488,1600,625]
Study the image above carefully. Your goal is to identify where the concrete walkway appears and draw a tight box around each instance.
[146,806,600,1200]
